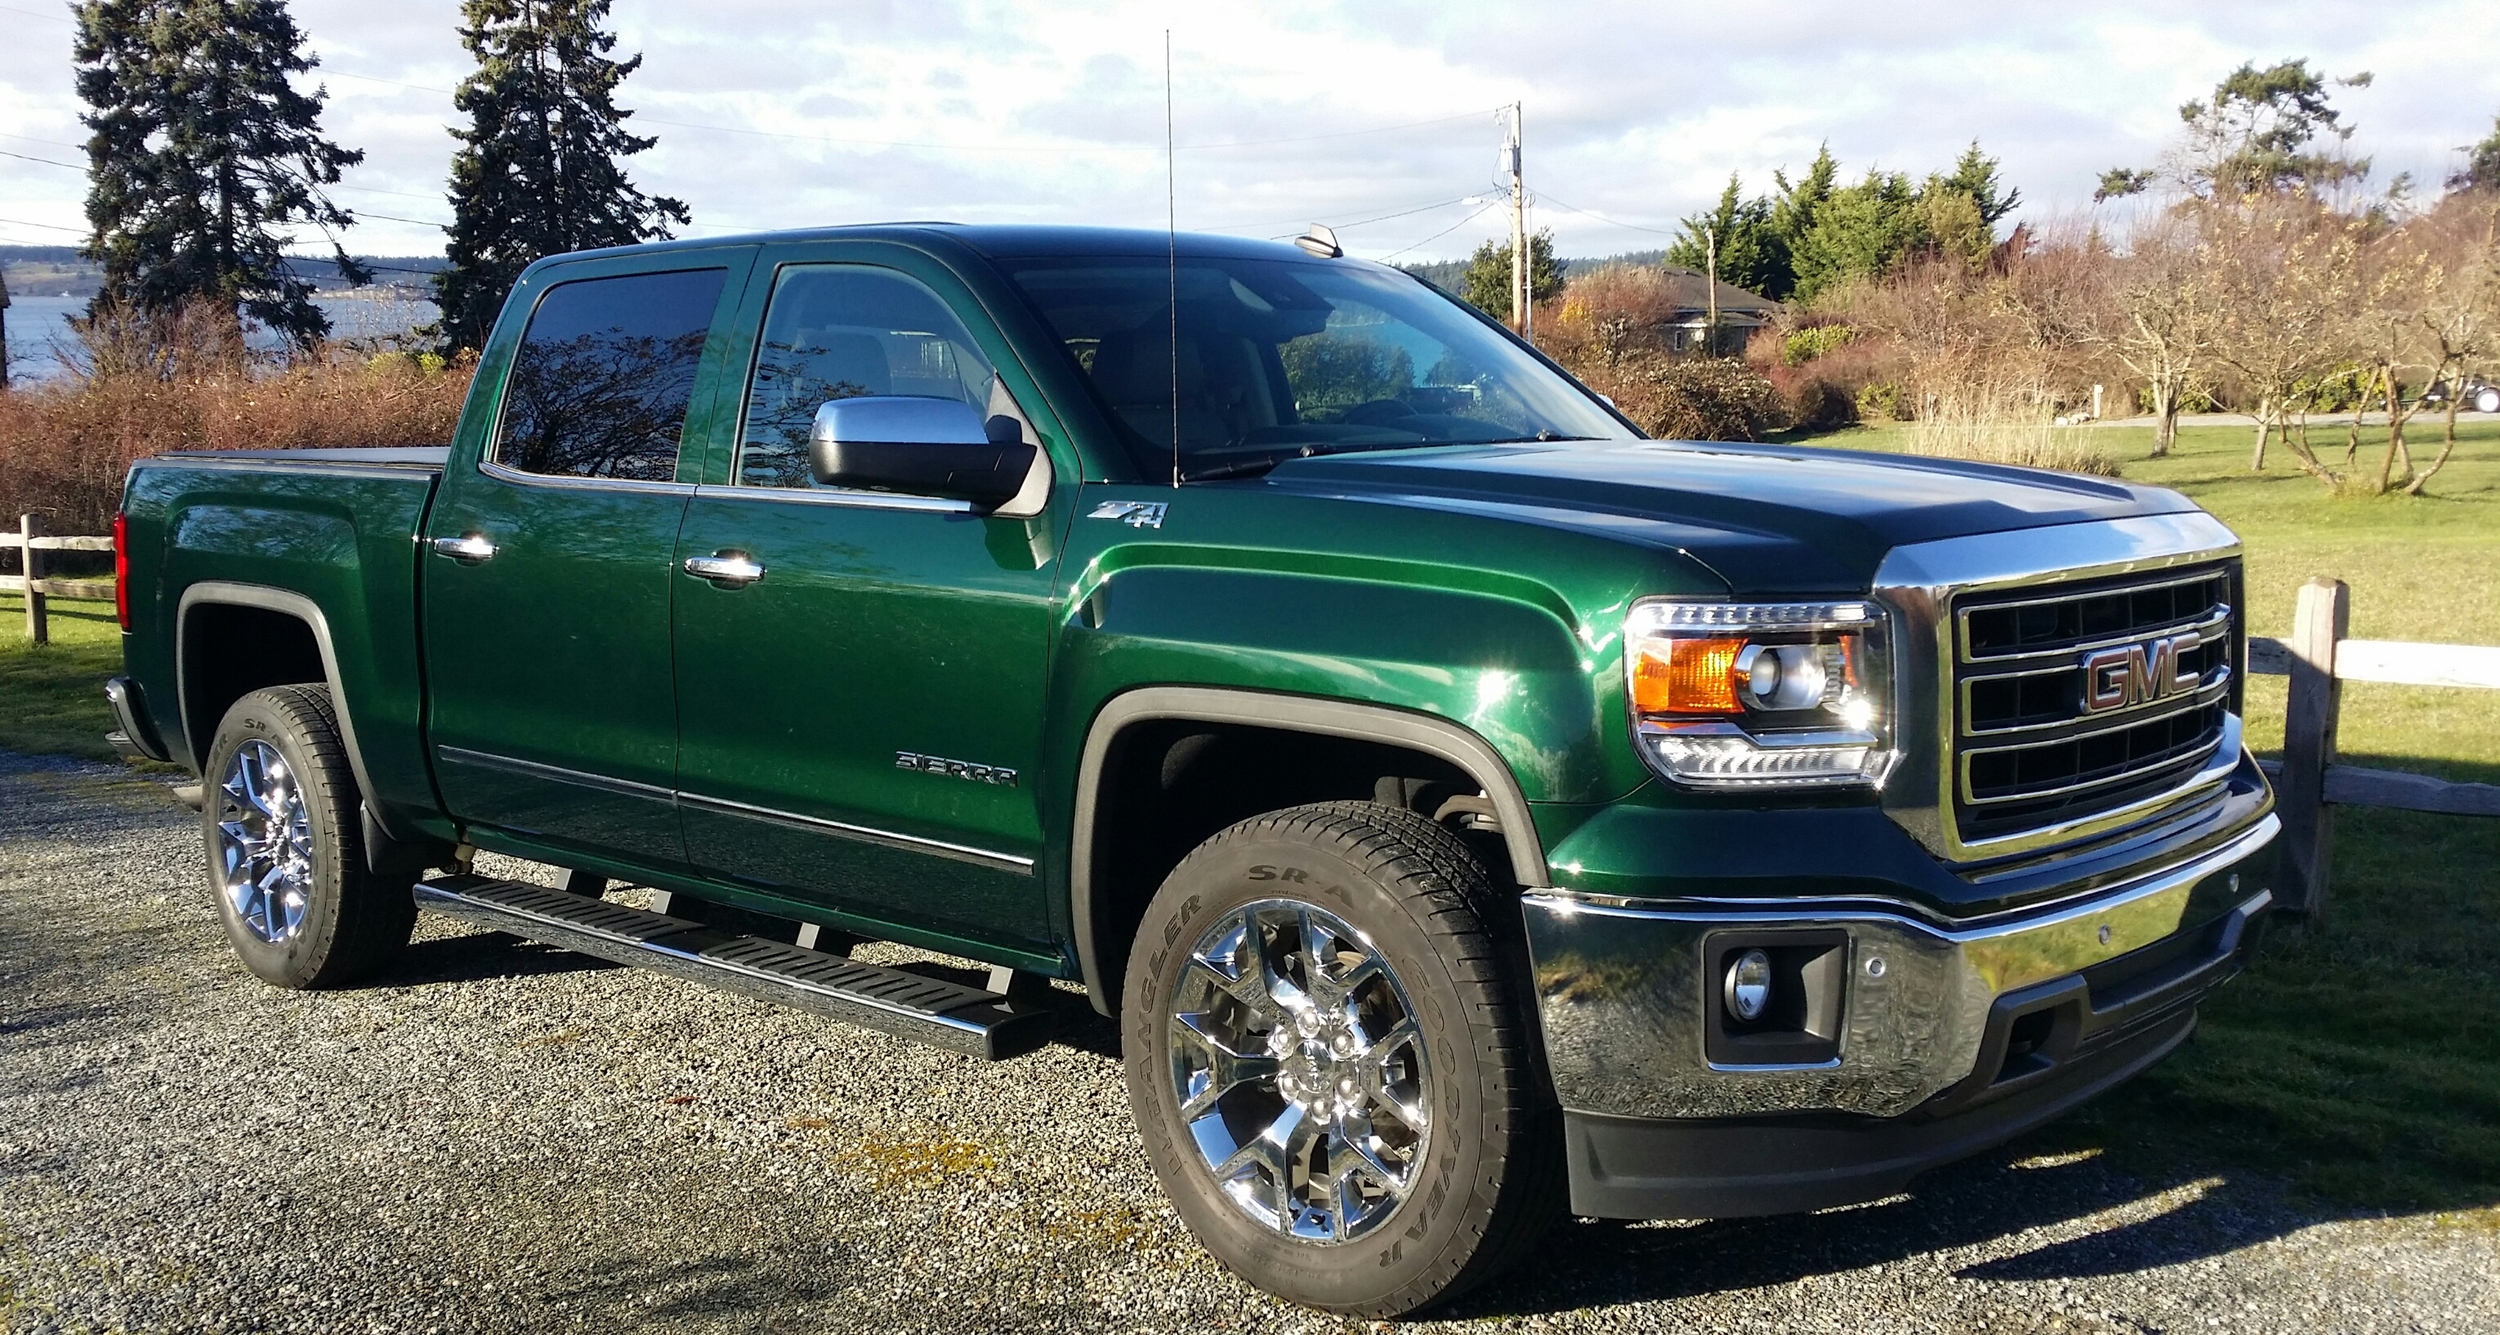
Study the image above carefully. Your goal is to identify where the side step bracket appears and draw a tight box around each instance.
[412,876,1054,1060]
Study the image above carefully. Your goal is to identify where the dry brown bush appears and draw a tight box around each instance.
[1540,264,1685,370]
[1538,265,1790,441]
[1568,352,1787,442]
[1814,242,2119,474]
[0,351,473,534]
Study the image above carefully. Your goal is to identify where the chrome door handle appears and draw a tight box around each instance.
[430,534,496,563]
[683,552,765,586]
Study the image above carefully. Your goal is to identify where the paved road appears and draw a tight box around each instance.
[3,749,2493,1334]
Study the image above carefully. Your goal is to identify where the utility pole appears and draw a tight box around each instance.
[1703,224,1719,356]
[0,264,11,391]
[1507,102,1528,338]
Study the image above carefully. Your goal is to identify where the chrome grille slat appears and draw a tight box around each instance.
[1960,670,2233,739]
[1948,562,2237,843]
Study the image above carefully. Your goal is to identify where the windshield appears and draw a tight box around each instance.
[995,254,1636,479]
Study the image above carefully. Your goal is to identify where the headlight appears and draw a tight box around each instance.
[1624,600,1899,789]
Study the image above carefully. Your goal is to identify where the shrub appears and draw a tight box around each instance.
[1540,264,1683,369]
[1781,323,1856,366]
[1575,352,1787,442]
[1855,381,1907,421]
[0,352,474,534]
[1784,377,1860,431]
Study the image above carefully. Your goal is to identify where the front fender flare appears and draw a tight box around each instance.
[1069,685,1549,1014]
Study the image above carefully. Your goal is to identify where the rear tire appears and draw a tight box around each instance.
[202,685,414,988]
[2475,386,2500,414]
[1122,801,1562,1317]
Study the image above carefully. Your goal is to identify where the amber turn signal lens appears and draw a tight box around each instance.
[1631,636,1746,714]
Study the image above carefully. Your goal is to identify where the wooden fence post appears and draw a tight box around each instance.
[2276,577,2349,916]
[19,513,45,645]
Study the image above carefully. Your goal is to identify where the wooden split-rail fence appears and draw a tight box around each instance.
[2248,577,2500,917]
[4,530,2492,911]
[2,513,115,643]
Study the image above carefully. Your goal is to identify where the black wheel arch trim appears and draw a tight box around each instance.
[1069,686,1550,1015]
[174,581,411,842]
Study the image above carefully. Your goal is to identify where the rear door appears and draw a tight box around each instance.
[422,251,752,865]
[667,246,1074,947]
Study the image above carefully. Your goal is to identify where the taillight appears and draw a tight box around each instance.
[112,511,131,630]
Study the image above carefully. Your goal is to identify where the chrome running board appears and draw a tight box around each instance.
[411,875,1054,1059]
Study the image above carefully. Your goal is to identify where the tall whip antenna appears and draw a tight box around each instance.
[1165,30,1180,488]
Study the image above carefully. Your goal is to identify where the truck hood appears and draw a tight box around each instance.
[1265,439,2202,594]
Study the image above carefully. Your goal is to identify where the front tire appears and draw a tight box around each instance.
[1122,802,1561,1317]
[2475,386,2500,414]
[202,685,413,988]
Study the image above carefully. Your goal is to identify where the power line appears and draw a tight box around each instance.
[1259,195,1478,238]
[1534,191,1686,238]
[349,211,450,229]
[1377,201,1500,262]
[0,216,85,234]
[0,151,82,171]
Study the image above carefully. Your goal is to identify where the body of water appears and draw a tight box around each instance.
[4,290,439,381]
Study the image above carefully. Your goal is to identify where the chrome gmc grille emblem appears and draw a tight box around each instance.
[2081,630,2202,713]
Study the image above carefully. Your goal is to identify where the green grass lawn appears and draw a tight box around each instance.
[6,422,2495,1214]
[0,596,129,761]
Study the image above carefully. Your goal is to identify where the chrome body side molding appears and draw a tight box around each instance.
[435,745,1035,876]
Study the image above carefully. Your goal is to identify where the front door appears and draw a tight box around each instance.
[670,255,1071,947]
[423,256,748,865]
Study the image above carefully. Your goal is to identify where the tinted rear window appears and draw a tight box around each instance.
[495,268,728,482]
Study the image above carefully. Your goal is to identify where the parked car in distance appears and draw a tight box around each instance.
[2419,375,2500,414]
[106,223,2282,1317]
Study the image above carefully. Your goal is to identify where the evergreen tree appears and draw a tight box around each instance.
[2100,59,2373,200]
[1767,146,1838,275]
[73,0,366,350]
[1458,229,1563,325]
[2452,115,2500,194]
[1790,170,1923,302]
[1936,142,2021,226]
[1666,175,1786,299]
[436,0,689,351]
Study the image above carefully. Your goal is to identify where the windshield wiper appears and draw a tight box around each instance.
[1180,438,1467,482]
[1472,431,1601,445]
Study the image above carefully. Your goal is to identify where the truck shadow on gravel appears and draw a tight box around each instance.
[390,929,625,985]
[1446,1149,2374,1318]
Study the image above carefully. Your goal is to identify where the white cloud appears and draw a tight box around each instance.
[1,0,2495,263]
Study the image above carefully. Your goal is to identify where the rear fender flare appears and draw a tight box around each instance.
[175,581,402,840]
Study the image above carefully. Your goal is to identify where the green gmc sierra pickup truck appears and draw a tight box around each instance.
[105,224,2280,1316]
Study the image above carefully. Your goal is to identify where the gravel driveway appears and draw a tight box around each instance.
[3,749,2493,1334]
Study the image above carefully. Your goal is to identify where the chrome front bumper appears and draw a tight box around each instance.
[1520,812,2281,1121]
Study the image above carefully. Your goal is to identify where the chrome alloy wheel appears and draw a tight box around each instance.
[215,740,315,944]
[1166,899,1432,1244]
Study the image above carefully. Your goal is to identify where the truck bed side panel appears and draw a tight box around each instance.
[122,458,443,828]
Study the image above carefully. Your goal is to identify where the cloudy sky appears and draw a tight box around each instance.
[3,0,2497,265]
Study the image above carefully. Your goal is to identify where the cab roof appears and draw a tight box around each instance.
[552,223,1337,267]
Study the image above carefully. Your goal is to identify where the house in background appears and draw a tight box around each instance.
[1655,266,1778,357]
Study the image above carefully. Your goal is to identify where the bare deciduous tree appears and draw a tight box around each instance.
[2089,211,2219,458]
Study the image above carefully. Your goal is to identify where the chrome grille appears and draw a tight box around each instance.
[1950,564,2237,842]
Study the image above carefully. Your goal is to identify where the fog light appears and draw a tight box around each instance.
[1725,949,1773,1022]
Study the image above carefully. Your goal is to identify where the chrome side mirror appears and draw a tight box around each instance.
[807,396,1037,508]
